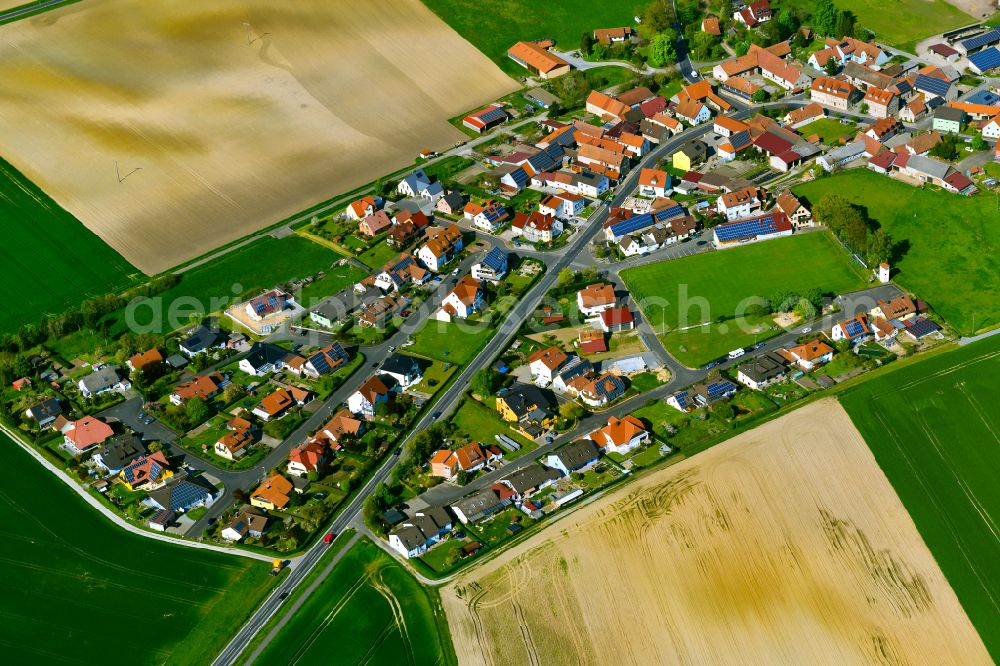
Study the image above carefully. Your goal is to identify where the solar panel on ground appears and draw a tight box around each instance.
[907,317,941,337]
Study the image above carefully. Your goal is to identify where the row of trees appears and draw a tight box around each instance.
[813,193,895,267]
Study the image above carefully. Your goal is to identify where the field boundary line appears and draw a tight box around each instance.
[0,420,273,562]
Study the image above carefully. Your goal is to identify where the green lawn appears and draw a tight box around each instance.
[409,357,458,395]
[298,265,367,305]
[451,398,537,458]
[251,538,455,666]
[407,320,495,364]
[800,117,856,144]
[621,232,867,366]
[423,0,638,74]
[794,169,999,336]
[783,0,974,51]
[357,240,401,270]
[0,433,275,664]
[840,336,1000,661]
[0,156,140,334]
[582,65,636,92]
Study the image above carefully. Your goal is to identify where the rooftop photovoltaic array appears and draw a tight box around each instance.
[914,74,951,97]
[482,247,507,271]
[844,319,866,337]
[960,29,1000,52]
[968,47,1000,73]
[714,215,787,242]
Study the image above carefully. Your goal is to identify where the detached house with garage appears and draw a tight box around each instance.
[345,195,380,221]
[380,353,423,389]
[471,247,509,283]
[782,339,834,370]
[589,415,650,455]
[717,187,765,221]
[545,439,600,476]
[511,211,563,244]
[170,373,222,405]
[528,347,570,386]
[78,366,131,398]
[388,507,453,559]
[538,192,585,219]
[831,313,871,344]
[63,416,114,455]
[577,283,616,318]
[397,168,443,201]
[436,274,484,321]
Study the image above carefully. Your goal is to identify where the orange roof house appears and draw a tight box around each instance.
[430,449,459,480]
[287,441,327,477]
[63,416,114,452]
[170,373,221,405]
[127,348,163,373]
[701,17,721,35]
[251,474,294,510]
[593,26,633,44]
[589,415,649,454]
[528,346,569,372]
[429,442,495,480]
[577,283,616,314]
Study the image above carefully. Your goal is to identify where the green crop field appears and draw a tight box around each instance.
[840,336,1000,661]
[251,538,455,666]
[0,434,275,664]
[423,0,638,74]
[0,156,139,335]
[621,232,867,366]
[113,235,344,334]
[794,169,999,336]
[783,0,973,51]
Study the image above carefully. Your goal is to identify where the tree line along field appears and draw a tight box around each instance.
[840,335,1000,661]
[794,169,999,336]
[0,156,139,335]
[441,399,989,665]
[250,538,455,666]
[422,0,640,74]
[620,232,867,366]
[0,434,276,664]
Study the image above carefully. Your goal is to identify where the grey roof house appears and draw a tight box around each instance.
[78,366,130,398]
[25,397,62,429]
[546,439,600,476]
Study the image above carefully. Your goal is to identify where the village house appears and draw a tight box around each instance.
[667,379,739,412]
[496,384,557,437]
[245,290,289,321]
[126,348,163,375]
[638,168,672,197]
[251,474,295,511]
[736,352,790,390]
[347,375,397,418]
[527,347,570,386]
[599,306,635,333]
[429,442,499,481]
[545,439,601,476]
[388,507,453,558]
[831,313,872,344]
[717,186,765,220]
[345,195,380,221]
[358,296,403,329]
[471,247,509,283]
[309,409,365,451]
[397,168,443,201]
[783,103,825,128]
[672,140,707,171]
[435,274,484,321]
[239,342,288,377]
[538,192,585,219]
[810,77,856,111]
[733,0,771,27]
[63,416,114,454]
[215,418,256,460]
[589,415,650,455]
[511,211,563,244]
[416,224,463,272]
[586,90,630,121]
[576,283,616,318]
[170,373,222,405]
[864,87,898,118]
[78,365,131,398]
[359,210,392,237]
[287,441,328,478]
[501,464,561,501]
[932,106,964,134]
[221,507,268,542]
[252,386,311,421]
[147,479,213,514]
[465,200,509,233]
[380,353,422,389]
[119,451,173,492]
[450,487,512,525]
[25,397,63,430]
[436,191,465,216]
[594,26,633,44]
[783,339,834,370]
[712,211,792,249]
[179,324,225,356]
[577,373,627,407]
[775,190,812,228]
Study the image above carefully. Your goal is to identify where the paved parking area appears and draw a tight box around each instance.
[98,395,177,443]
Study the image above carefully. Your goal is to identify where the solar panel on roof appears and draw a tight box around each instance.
[477,107,507,123]
[482,247,507,271]
[609,212,655,237]
[168,483,207,511]
[907,318,941,337]
[961,29,1000,52]
[914,74,950,97]
[309,352,330,375]
[714,216,785,242]
[844,319,865,337]
[653,205,685,222]
[969,47,1000,73]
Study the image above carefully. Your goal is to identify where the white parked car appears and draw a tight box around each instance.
[727,348,745,359]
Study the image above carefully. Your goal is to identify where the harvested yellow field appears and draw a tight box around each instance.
[0,0,516,273]
[442,399,989,666]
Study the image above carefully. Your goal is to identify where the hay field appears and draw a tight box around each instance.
[0,0,517,274]
[441,399,989,666]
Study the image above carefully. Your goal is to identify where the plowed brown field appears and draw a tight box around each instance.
[0,0,516,273]
[442,399,989,666]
